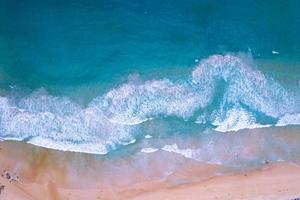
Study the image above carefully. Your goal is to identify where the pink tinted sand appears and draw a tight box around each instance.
[0,141,300,200]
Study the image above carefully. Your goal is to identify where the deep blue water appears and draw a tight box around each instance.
[0,0,299,162]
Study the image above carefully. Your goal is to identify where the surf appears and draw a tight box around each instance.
[0,53,299,154]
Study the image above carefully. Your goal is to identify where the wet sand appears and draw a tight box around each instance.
[0,141,300,200]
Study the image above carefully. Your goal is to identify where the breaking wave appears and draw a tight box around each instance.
[0,54,299,154]
[0,91,136,154]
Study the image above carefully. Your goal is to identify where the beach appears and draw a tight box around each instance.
[1,141,300,200]
[0,1,300,199]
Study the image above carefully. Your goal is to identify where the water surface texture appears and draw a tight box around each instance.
[0,0,299,165]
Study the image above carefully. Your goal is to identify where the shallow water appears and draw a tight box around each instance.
[0,0,299,166]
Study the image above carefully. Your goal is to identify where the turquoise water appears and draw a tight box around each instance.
[1,0,300,93]
[0,0,299,165]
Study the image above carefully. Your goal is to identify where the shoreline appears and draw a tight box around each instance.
[1,141,300,199]
[130,163,300,200]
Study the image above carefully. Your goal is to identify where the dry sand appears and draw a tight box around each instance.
[0,141,300,200]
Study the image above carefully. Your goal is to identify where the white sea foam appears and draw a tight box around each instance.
[122,139,136,146]
[98,54,298,130]
[0,90,135,154]
[277,113,300,127]
[195,115,206,124]
[141,147,158,153]
[98,79,205,125]
[28,137,109,154]
[0,54,299,154]
[272,50,279,55]
[162,144,194,159]
[212,107,271,132]
[192,54,296,118]
[145,134,152,139]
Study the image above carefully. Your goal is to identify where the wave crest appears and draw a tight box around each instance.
[99,54,299,130]
[0,89,135,154]
[0,54,299,154]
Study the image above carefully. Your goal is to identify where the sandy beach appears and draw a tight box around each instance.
[0,141,299,200]
[1,0,300,199]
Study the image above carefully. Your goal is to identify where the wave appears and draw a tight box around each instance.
[99,54,299,130]
[0,54,299,154]
[211,107,271,132]
[0,90,136,154]
[277,113,300,127]
[97,79,203,125]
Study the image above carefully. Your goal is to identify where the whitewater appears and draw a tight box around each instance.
[0,54,299,155]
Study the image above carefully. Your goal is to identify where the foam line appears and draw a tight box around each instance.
[0,54,299,154]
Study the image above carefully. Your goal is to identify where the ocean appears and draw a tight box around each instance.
[0,0,299,167]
